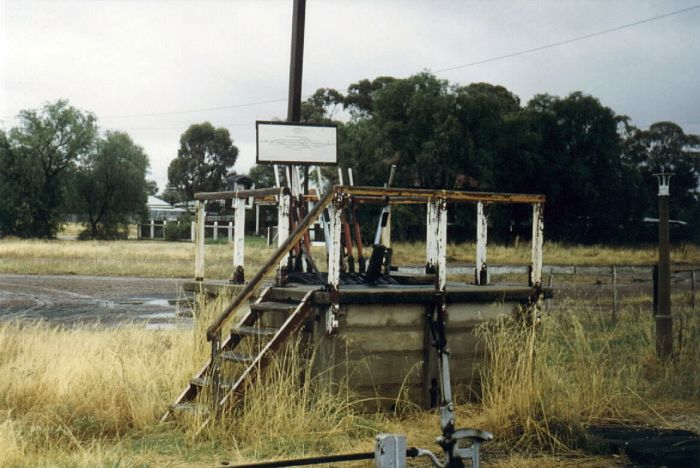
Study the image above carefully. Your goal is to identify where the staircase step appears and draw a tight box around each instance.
[266,287,315,302]
[190,376,232,390]
[221,351,256,363]
[250,301,299,313]
[232,326,279,338]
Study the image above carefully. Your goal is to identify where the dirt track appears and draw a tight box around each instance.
[0,274,191,328]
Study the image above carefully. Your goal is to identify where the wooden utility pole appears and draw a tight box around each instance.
[654,172,673,358]
[286,0,309,273]
[287,0,306,124]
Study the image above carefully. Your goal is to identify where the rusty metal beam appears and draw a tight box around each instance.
[194,187,287,201]
[334,186,545,204]
[206,190,334,341]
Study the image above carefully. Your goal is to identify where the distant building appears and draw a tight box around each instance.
[147,195,186,221]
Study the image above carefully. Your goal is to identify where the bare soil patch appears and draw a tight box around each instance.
[0,273,191,328]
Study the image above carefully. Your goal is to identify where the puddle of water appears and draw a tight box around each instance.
[143,299,171,307]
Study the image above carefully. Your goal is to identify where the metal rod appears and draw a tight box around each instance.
[228,452,374,468]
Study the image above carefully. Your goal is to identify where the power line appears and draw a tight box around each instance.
[434,4,700,73]
[1,4,699,122]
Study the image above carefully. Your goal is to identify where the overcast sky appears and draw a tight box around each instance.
[1,0,699,191]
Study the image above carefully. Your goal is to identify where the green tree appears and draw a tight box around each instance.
[167,122,238,199]
[248,164,276,188]
[623,122,700,232]
[526,92,634,242]
[0,100,96,238]
[72,132,149,239]
[145,180,159,196]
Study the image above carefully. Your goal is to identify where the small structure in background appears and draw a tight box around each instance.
[146,195,186,221]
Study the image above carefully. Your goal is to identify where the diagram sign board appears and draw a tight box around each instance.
[256,121,337,165]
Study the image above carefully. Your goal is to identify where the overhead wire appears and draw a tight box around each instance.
[1,4,698,124]
[433,3,700,73]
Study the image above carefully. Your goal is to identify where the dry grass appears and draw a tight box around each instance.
[393,241,700,266]
[1,295,698,465]
[473,303,700,453]
[2,237,699,279]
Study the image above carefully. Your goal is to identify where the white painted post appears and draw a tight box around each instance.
[475,202,489,285]
[381,211,392,247]
[530,203,544,287]
[277,190,291,269]
[436,198,447,293]
[316,165,332,252]
[255,204,260,235]
[426,201,438,273]
[162,220,167,239]
[194,200,206,280]
[150,220,154,239]
[326,195,343,334]
[228,221,233,242]
[213,221,218,240]
[190,221,195,242]
[232,197,246,277]
[273,164,281,188]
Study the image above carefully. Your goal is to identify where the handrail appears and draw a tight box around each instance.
[206,189,335,341]
[195,187,288,201]
[334,186,545,204]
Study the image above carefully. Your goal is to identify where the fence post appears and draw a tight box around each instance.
[232,197,246,283]
[150,220,155,239]
[652,264,658,317]
[194,200,206,281]
[213,221,218,240]
[228,222,233,243]
[162,220,167,239]
[530,203,544,288]
[612,266,618,323]
[326,195,343,334]
[425,201,437,274]
[277,190,291,269]
[475,201,489,285]
[255,203,260,236]
[691,269,696,313]
[436,198,447,293]
[191,221,195,242]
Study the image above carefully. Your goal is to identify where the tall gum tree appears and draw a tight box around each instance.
[0,100,96,238]
[167,122,238,200]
